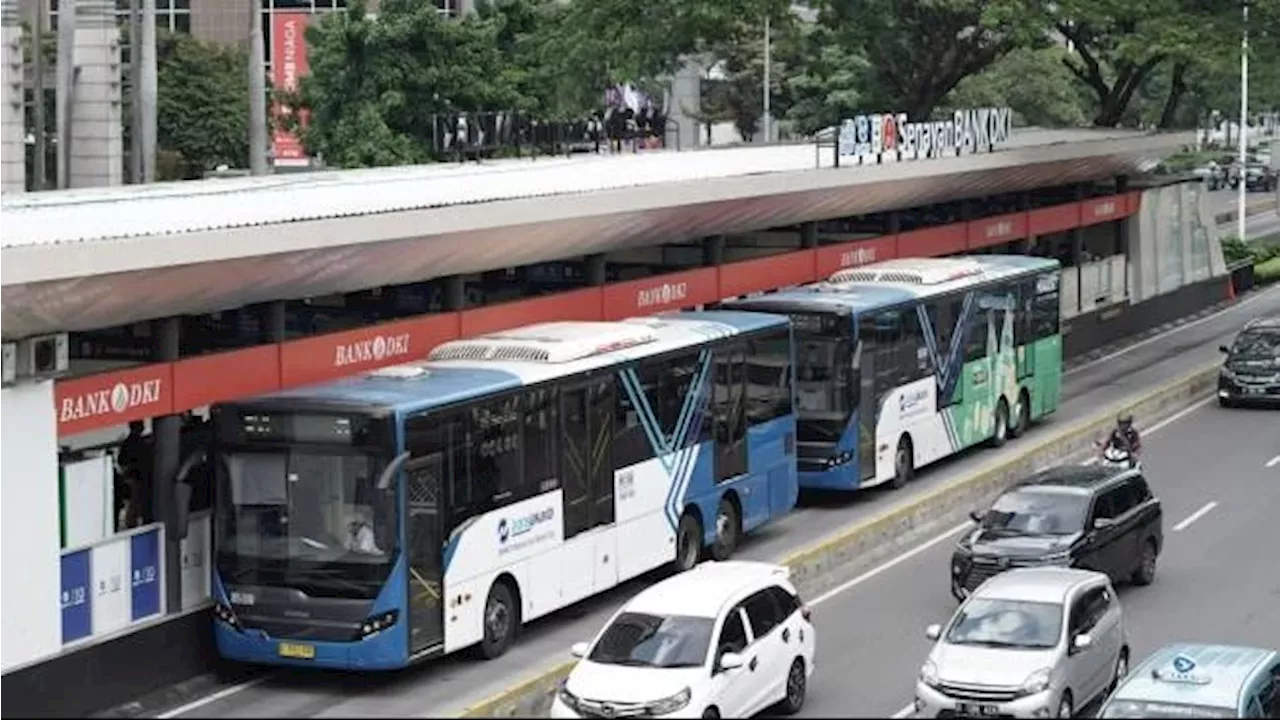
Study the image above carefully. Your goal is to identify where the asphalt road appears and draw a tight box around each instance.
[149,275,1280,717]
[1207,187,1276,217]
[791,398,1280,719]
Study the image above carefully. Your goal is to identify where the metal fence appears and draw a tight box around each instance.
[427,111,682,162]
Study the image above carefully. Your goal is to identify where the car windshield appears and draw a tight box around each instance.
[588,612,714,669]
[1099,700,1236,718]
[982,489,1089,535]
[1230,329,1280,360]
[945,598,1063,650]
[215,449,397,598]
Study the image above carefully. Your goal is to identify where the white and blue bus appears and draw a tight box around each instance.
[719,255,1062,492]
[209,311,799,670]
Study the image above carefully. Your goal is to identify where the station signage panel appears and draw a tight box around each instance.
[838,106,1013,163]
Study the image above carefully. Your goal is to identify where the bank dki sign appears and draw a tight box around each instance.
[837,106,1013,164]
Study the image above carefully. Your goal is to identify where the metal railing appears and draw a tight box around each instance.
[428,111,683,163]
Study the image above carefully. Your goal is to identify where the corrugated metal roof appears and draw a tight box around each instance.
[0,128,1150,249]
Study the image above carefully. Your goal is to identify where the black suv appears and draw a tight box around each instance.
[950,465,1163,601]
[1219,317,1280,407]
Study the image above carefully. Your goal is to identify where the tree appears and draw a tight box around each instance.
[804,0,1043,120]
[773,19,869,136]
[1047,0,1235,127]
[945,46,1093,127]
[154,29,250,177]
[295,0,526,167]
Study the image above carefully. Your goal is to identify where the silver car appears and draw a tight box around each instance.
[914,567,1129,719]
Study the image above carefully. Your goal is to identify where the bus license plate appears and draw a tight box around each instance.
[954,702,1000,716]
[278,642,315,659]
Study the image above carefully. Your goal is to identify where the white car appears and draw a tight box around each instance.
[915,567,1129,719]
[551,560,816,719]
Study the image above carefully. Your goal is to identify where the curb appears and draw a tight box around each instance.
[1215,197,1278,226]
[454,359,1221,718]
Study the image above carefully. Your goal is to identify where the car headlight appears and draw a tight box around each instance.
[920,660,940,688]
[646,687,692,716]
[1019,667,1052,696]
[557,681,582,712]
[1037,552,1072,567]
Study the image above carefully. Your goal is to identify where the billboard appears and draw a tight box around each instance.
[271,12,312,166]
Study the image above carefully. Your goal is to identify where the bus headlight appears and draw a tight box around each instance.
[646,687,692,715]
[214,602,241,630]
[359,609,399,638]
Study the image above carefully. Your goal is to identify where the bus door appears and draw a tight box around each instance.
[560,378,617,598]
[853,318,877,484]
[403,415,458,655]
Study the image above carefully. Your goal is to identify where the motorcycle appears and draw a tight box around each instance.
[1095,439,1141,470]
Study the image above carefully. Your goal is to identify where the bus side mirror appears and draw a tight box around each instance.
[1219,345,1230,354]
[377,452,412,490]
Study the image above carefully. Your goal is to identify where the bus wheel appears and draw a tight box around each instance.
[710,497,741,561]
[1009,391,1031,439]
[478,581,518,659]
[889,437,913,489]
[674,512,703,573]
[987,399,1010,448]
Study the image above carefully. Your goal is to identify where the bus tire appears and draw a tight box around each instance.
[478,580,519,660]
[674,511,703,573]
[709,495,741,561]
[1009,390,1031,439]
[889,436,913,489]
[987,398,1010,448]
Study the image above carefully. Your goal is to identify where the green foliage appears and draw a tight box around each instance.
[774,19,869,136]
[946,46,1092,128]
[155,29,250,177]
[1254,255,1280,286]
[1221,235,1252,264]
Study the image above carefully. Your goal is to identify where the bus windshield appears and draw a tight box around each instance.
[794,332,853,442]
[216,449,398,599]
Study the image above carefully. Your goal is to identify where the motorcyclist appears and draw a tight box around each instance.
[1105,415,1142,458]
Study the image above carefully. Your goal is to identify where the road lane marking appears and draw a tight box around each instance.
[808,521,973,608]
[1173,501,1219,532]
[1266,455,1280,469]
[892,702,916,718]
[1065,284,1280,377]
[155,675,272,719]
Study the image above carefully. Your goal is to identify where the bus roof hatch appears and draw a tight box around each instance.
[428,321,658,364]
[827,257,987,286]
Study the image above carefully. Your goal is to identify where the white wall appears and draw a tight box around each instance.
[1126,182,1226,305]
[1,380,63,673]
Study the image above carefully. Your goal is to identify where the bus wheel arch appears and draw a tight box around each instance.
[674,508,704,573]
[477,574,522,660]
[889,434,914,489]
[1009,389,1031,438]
[708,492,743,561]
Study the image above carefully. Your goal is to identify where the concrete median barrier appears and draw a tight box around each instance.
[1215,197,1278,226]
[455,359,1222,719]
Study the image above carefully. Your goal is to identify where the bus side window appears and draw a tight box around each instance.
[469,395,523,507]
[657,352,705,448]
[523,387,559,495]
[1014,279,1034,347]
[899,310,931,383]
[964,295,988,362]
[746,327,793,424]
[614,368,658,469]
[406,412,471,526]
[1031,273,1060,340]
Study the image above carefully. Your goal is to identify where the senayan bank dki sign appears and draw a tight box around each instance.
[838,106,1014,163]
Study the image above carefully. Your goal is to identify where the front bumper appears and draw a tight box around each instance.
[915,680,1057,719]
[1218,375,1280,404]
[550,694,704,719]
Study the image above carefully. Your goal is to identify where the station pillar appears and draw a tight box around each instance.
[442,275,467,311]
[800,221,818,249]
[702,235,726,267]
[151,316,183,613]
[586,253,608,286]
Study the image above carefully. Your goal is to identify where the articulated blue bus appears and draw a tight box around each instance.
[720,255,1062,492]
[209,311,798,669]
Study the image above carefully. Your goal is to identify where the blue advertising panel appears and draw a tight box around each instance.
[130,528,162,621]
[61,549,92,644]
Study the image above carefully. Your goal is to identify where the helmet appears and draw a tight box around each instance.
[1117,415,1133,428]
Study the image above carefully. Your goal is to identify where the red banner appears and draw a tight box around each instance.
[815,236,898,278]
[602,267,720,320]
[1081,196,1128,226]
[1028,204,1080,236]
[172,345,280,413]
[279,314,459,388]
[967,212,1028,249]
[271,12,311,163]
[719,251,817,299]
[898,224,967,257]
[56,364,174,437]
